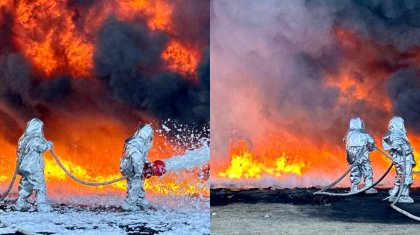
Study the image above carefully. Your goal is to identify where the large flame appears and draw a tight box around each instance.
[0,0,208,199]
[13,0,94,78]
[0,113,208,198]
[3,0,200,79]
[219,140,306,179]
[213,26,420,187]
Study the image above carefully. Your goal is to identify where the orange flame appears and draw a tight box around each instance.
[0,0,207,198]
[0,113,208,198]
[4,0,200,79]
[218,140,307,179]
[214,27,420,186]
[162,41,200,77]
[117,0,173,31]
[13,0,94,78]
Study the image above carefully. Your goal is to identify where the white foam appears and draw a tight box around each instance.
[164,143,210,172]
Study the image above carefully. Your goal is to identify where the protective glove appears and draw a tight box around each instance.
[367,143,375,152]
[143,160,166,178]
[47,141,54,150]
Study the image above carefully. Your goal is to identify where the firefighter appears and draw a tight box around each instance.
[120,124,154,211]
[344,117,377,194]
[383,116,415,203]
[13,118,53,212]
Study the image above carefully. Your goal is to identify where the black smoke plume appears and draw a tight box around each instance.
[94,17,209,125]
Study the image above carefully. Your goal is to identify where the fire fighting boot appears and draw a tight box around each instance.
[388,185,399,198]
[36,190,51,212]
[37,203,51,213]
[398,185,414,203]
[12,197,27,211]
[398,196,414,203]
[12,189,31,211]
[137,199,151,211]
[364,178,378,194]
[121,201,139,211]
[349,184,358,193]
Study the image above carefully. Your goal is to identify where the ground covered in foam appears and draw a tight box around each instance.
[0,196,210,235]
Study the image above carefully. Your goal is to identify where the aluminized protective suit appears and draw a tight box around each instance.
[14,118,53,212]
[344,117,377,194]
[382,116,415,203]
[120,124,153,211]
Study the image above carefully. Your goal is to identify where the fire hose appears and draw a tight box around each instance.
[314,146,393,196]
[49,149,166,187]
[314,163,392,196]
[49,150,128,186]
[388,150,420,221]
[313,147,367,194]
[0,157,19,201]
[0,148,171,199]
[0,150,127,200]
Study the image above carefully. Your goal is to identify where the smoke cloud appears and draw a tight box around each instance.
[94,17,209,125]
[0,0,209,139]
[388,68,420,132]
[211,0,420,186]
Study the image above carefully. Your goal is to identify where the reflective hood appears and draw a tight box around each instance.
[349,117,365,131]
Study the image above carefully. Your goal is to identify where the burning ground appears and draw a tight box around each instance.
[211,0,420,188]
[0,0,209,233]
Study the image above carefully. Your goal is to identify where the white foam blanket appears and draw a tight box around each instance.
[0,196,210,234]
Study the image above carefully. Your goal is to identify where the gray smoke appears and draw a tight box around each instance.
[211,0,420,167]
[333,0,420,50]
[171,0,210,48]
[388,68,420,132]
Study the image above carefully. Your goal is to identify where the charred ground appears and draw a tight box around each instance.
[211,188,420,234]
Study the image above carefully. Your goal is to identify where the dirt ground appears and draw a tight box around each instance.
[211,188,420,235]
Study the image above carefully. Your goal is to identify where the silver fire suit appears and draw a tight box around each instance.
[14,118,53,212]
[344,117,377,194]
[382,116,415,203]
[120,124,153,211]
